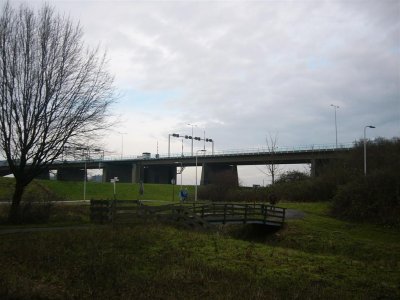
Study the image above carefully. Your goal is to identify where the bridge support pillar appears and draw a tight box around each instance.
[102,163,134,183]
[36,168,50,180]
[131,163,141,183]
[201,164,239,186]
[311,159,326,177]
[142,165,177,184]
[57,168,85,181]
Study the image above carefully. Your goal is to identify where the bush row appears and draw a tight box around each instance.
[331,170,400,225]
[198,137,400,225]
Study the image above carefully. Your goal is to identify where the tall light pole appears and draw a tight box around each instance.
[181,139,184,157]
[195,149,206,202]
[168,134,171,157]
[188,123,197,156]
[364,125,376,176]
[81,147,102,200]
[118,132,127,159]
[83,148,87,201]
[203,128,206,151]
[75,146,89,201]
[330,104,339,148]
[179,162,183,191]
[168,133,180,157]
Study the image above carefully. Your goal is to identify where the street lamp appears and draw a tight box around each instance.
[118,132,127,159]
[364,125,376,176]
[188,123,197,156]
[168,133,180,157]
[203,128,206,151]
[195,149,206,202]
[76,146,89,201]
[330,104,339,148]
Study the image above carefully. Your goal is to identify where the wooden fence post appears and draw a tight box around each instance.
[263,204,267,224]
[223,203,227,224]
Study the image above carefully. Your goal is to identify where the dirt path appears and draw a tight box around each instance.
[0,225,94,235]
[285,209,306,219]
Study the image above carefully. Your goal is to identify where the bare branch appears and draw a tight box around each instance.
[0,2,116,221]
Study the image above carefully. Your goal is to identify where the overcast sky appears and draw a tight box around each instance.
[3,0,400,185]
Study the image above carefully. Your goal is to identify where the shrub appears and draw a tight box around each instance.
[331,170,400,225]
[225,188,268,203]
[6,180,63,224]
[198,170,238,202]
[266,177,336,202]
[276,170,309,184]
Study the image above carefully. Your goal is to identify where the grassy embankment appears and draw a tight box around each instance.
[0,177,194,202]
[0,177,191,225]
[0,178,399,299]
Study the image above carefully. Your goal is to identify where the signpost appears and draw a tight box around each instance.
[171,178,176,202]
[110,177,119,199]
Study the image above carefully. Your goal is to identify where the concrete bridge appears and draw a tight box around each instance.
[0,143,353,185]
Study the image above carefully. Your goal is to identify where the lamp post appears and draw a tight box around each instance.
[364,125,376,176]
[83,158,87,201]
[168,133,180,157]
[168,134,171,157]
[84,151,87,201]
[181,139,184,157]
[330,104,339,148]
[171,178,176,202]
[195,149,206,202]
[81,147,103,200]
[188,123,197,156]
[77,146,89,201]
[118,132,127,159]
[203,128,206,151]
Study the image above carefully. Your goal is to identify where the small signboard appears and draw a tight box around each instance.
[110,177,119,183]
[110,177,119,196]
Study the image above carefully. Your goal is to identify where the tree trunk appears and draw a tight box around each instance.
[8,180,25,223]
[271,162,275,184]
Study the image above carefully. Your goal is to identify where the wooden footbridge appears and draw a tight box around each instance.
[90,200,286,228]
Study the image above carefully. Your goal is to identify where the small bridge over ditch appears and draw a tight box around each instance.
[90,200,286,228]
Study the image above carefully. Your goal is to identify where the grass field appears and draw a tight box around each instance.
[1,178,399,298]
[0,201,399,299]
[0,177,195,202]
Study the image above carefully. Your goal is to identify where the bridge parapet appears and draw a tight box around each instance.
[98,142,355,161]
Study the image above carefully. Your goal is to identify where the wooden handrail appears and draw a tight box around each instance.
[90,200,286,226]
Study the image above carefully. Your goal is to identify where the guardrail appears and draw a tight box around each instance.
[59,142,355,164]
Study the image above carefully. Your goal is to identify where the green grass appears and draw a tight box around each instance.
[0,177,14,201]
[0,201,399,299]
[0,177,195,202]
[1,178,399,298]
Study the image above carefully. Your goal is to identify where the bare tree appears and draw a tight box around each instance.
[257,133,281,184]
[0,3,115,222]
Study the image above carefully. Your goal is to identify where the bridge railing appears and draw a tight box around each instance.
[55,142,355,163]
[186,202,285,225]
[90,200,286,227]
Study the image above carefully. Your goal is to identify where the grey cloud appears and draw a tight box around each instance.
[4,0,399,152]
